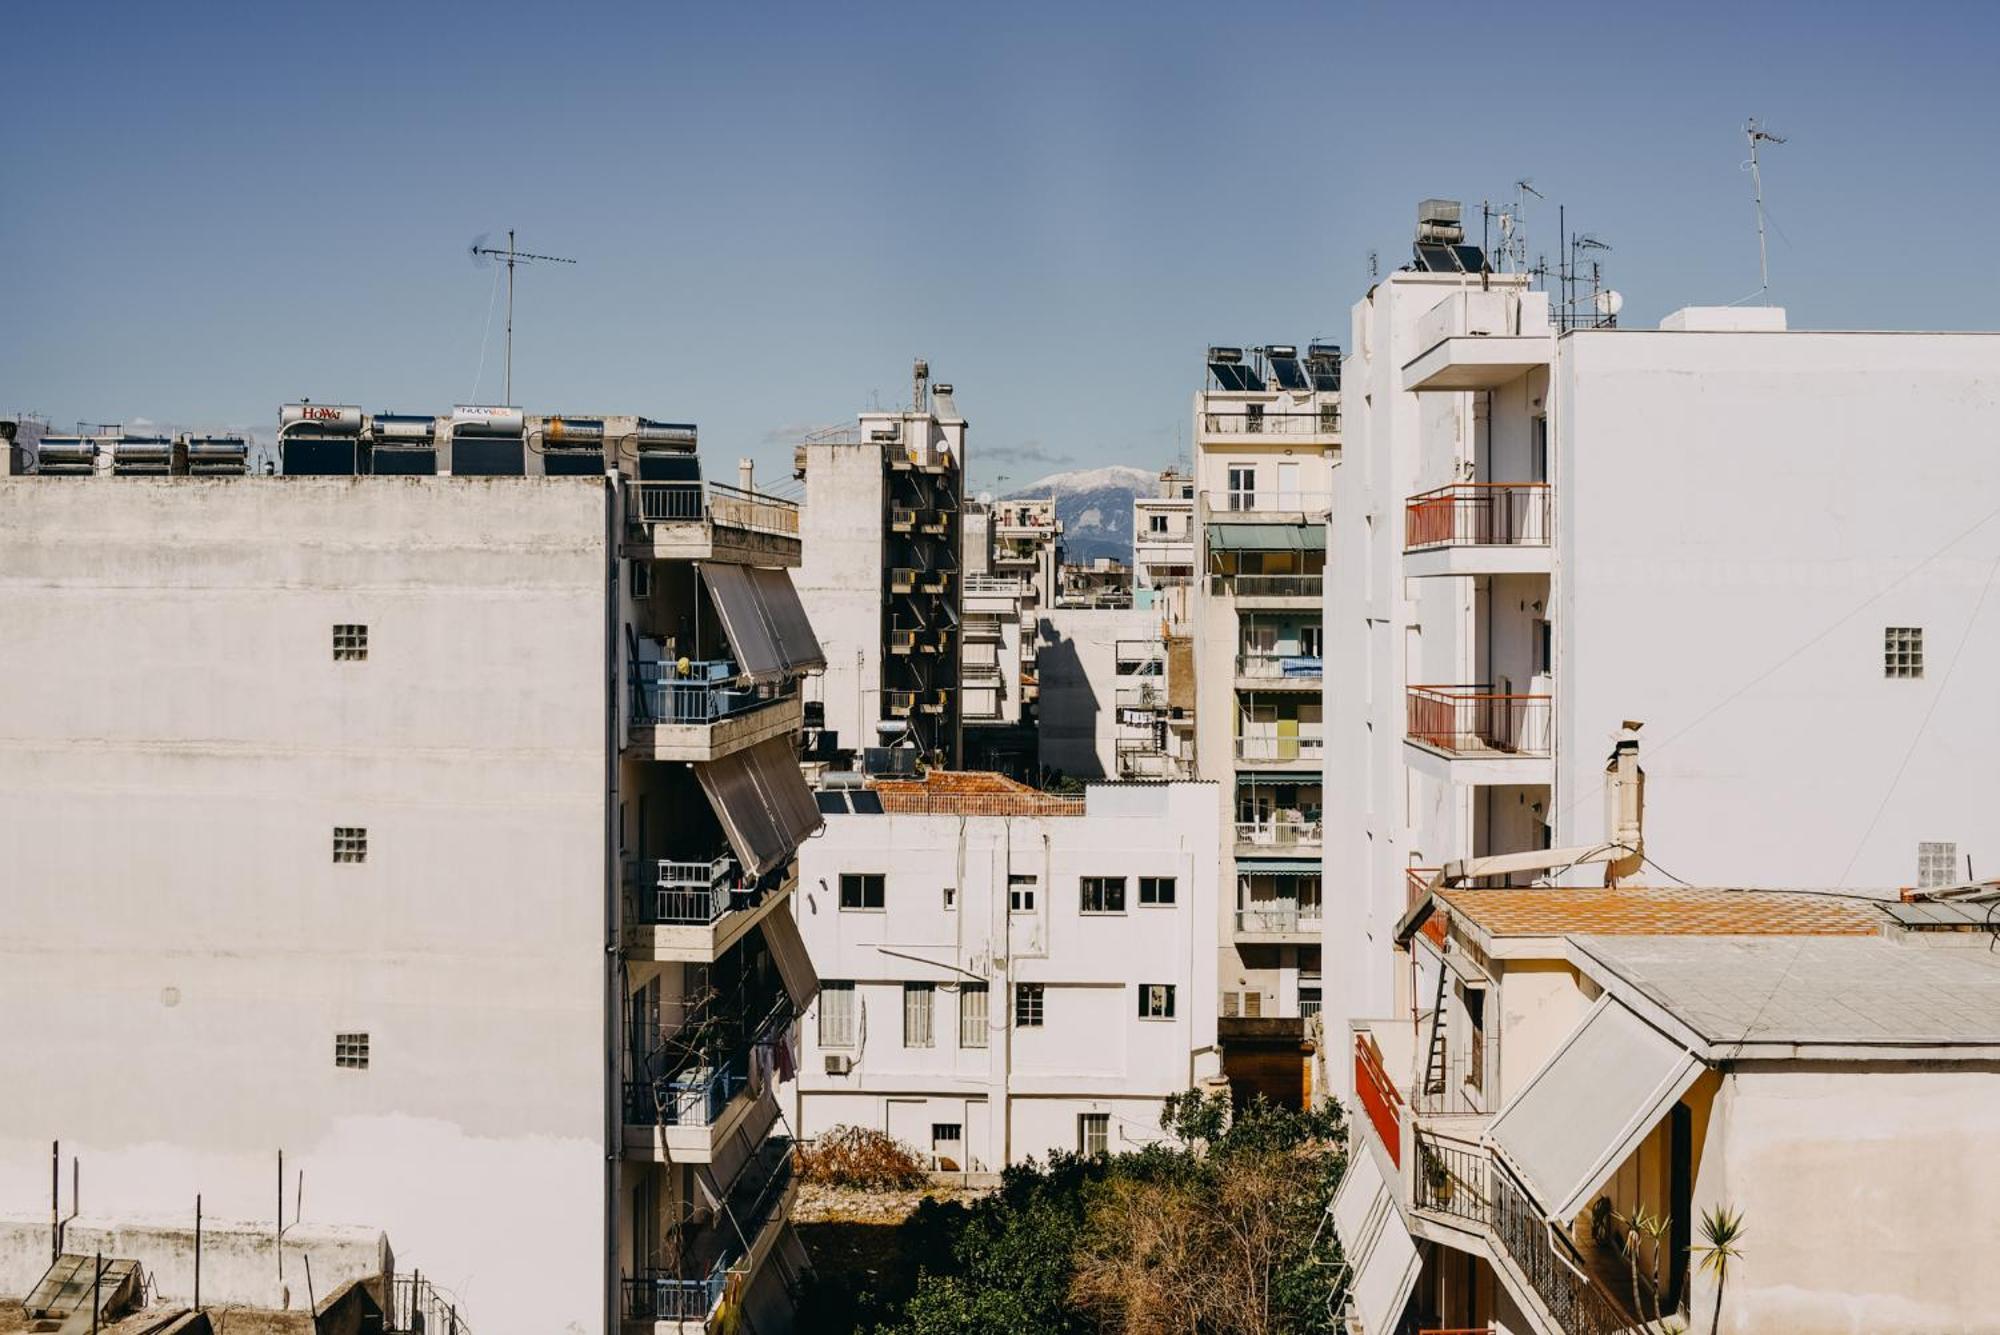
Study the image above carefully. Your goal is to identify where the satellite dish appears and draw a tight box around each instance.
[1595,289,1625,317]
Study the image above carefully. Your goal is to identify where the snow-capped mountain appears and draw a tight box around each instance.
[1003,464,1157,565]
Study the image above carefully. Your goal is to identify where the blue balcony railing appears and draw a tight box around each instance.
[630,659,773,725]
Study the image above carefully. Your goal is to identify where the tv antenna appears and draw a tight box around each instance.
[469,229,576,405]
[1742,119,1787,295]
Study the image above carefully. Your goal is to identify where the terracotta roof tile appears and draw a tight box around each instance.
[1434,885,1883,939]
[869,770,1085,817]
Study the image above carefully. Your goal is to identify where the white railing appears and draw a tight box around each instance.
[1234,816,1323,848]
[627,481,800,539]
[1235,651,1323,681]
[1235,733,1325,763]
[1202,489,1334,517]
[1235,904,1323,935]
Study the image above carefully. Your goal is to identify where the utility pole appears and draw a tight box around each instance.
[470,230,576,405]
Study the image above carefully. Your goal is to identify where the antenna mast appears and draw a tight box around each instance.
[1744,119,1787,295]
[469,229,576,404]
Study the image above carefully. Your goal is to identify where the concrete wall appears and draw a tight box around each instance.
[1036,607,1162,780]
[1695,1062,2000,1334]
[0,477,612,1335]
[788,784,1221,1170]
[797,441,885,754]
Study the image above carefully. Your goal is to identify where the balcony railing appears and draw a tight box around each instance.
[627,993,793,1128]
[627,481,800,539]
[1235,651,1323,681]
[620,1141,797,1324]
[1201,409,1341,437]
[1407,686,1551,757]
[1234,815,1322,848]
[630,660,774,725]
[1202,488,1333,517]
[1353,1031,1404,1169]
[624,1062,748,1129]
[1235,733,1325,763]
[1235,904,1322,934]
[622,1272,724,1323]
[1405,483,1551,550]
[1413,1133,1491,1229]
[1213,573,1323,599]
[633,855,784,927]
[1490,1164,1634,1335]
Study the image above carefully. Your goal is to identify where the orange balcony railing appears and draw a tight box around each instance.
[1353,1031,1404,1168]
[1404,482,1549,550]
[1407,685,1551,757]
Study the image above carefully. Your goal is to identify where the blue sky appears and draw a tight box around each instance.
[5,0,1998,488]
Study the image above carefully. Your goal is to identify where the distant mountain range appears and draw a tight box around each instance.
[1003,465,1157,565]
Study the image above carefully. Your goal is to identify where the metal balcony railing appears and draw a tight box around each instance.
[1201,408,1342,437]
[1413,1133,1492,1229]
[1203,488,1334,516]
[629,659,773,725]
[622,1271,724,1323]
[1234,733,1325,763]
[627,481,799,539]
[1235,651,1323,680]
[1234,815,1323,848]
[1353,1030,1405,1169]
[1213,573,1323,599]
[632,855,785,927]
[1490,1164,1635,1335]
[1235,904,1323,934]
[1407,685,1552,757]
[624,1062,748,1128]
[627,994,794,1128]
[1404,482,1551,550]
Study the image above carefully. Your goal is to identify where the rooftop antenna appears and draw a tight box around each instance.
[1367,249,1379,280]
[1503,179,1542,273]
[1743,119,1787,296]
[469,230,576,405]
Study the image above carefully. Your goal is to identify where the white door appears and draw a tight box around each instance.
[1276,461,1302,510]
[886,1098,929,1159]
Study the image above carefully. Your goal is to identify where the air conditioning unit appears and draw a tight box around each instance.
[824,1054,853,1075]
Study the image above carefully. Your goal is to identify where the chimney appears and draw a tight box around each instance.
[738,458,754,493]
[1602,722,1645,886]
[913,359,930,413]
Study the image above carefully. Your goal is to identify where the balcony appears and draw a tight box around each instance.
[628,661,801,762]
[1200,488,1333,522]
[1234,650,1322,688]
[1234,815,1322,856]
[1199,408,1341,442]
[1115,741,1193,781]
[884,689,916,717]
[625,481,801,566]
[1401,289,1553,393]
[888,628,917,655]
[889,568,917,594]
[1210,572,1322,605]
[1403,484,1552,578]
[625,994,793,1163]
[1233,903,1322,940]
[622,1137,799,1332]
[625,856,793,963]
[890,505,921,533]
[1234,731,1324,769]
[1405,686,1551,780]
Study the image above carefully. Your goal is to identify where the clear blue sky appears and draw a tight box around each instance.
[6,0,1998,488]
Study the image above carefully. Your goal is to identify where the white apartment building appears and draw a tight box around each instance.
[1325,234,2000,1089]
[1338,880,2000,1334]
[795,364,967,769]
[1188,343,1341,1099]
[987,495,1061,609]
[1132,466,1196,624]
[787,776,1222,1168]
[1035,605,1176,782]
[958,497,1057,779]
[0,414,824,1335]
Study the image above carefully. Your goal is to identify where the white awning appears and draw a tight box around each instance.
[1486,995,1702,1221]
[1330,1148,1421,1335]
[695,735,823,878]
[698,563,825,683]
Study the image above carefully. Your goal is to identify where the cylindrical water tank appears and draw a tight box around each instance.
[451,405,525,437]
[280,404,363,433]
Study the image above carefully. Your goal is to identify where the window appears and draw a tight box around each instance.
[1465,988,1487,1093]
[1319,401,1341,435]
[903,983,935,1048]
[1243,403,1265,435]
[1530,416,1550,483]
[1227,465,1256,511]
[819,981,856,1047]
[1148,513,1170,535]
[1079,1112,1110,1156]
[1885,627,1924,679]
[1299,624,1323,658]
[1014,983,1044,1028]
[1138,984,1175,1020]
[839,873,885,910]
[942,885,956,910]
[1534,618,1554,676]
[334,1032,370,1069]
[1300,987,1323,1018]
[1918,841,1960,890]
[932,1123,963,1154]
[332,624,368,662]
[1008,874,1037,913]
[630,561,652,600]
[1080,876,1127,914]
[1138,876,1176,906]
[332,827,367,863]
[959,983,989,1048]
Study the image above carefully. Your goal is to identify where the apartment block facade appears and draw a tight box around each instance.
[0,416,824,1335]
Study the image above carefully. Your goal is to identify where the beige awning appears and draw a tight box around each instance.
[698,563,825,683]
[1330,1148,1420,1334]
[695,735,822,878]
[758,900,820,1014]
[1486,995,1702,1221]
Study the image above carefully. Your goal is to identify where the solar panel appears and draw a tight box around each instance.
[1269,357,1308,391]
[815,791,851,815]
[1308,362,1341,392]
[1414,242,1461,273]
[1209,362,1252,391]
[1454,245,1491,274]
[849,790,885,814]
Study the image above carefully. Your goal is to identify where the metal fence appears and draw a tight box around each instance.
[1201,408,1342,437]
[1404,483,1551,550]
[1490,1164,1633,1335]
[627,481,799,538]
[385,1272,468,1335]
[1217,573,1323,599]
[1413,1134,1491,1228]
[1235,651,1324,680]
[1406,686,1552,757]
[1234,905,1323,934]
[1234,815,1323,848]
[630,660,776,725]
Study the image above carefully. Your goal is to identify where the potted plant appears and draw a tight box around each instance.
[1422,1149,1454,1205]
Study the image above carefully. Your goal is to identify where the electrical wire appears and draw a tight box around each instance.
[468,262,503,404]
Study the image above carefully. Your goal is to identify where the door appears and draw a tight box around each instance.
[1276,461,1302,510]
[1227,465,1256,512]
[886,1098,929,1160]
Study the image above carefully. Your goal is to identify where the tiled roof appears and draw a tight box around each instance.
[1434,885,1884,939]
[870,771,1085,817]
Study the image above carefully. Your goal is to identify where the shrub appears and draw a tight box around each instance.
[798,1125,929,1191]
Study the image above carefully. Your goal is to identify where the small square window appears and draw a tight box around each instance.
[1138,984,1175,1020]
[1139,876,1176,906]
[1080,876,1127,914]
[332,624,368,662]
[334,1032,370,1069]
[332,827,368,863]
[1918,841,1960,890]
[1884,627,1924,679]
[839,873,885,910]
[1014,983,1044,1028]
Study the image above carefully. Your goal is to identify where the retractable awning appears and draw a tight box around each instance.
[697,563,827,683]
[1207,522,1326,552]
[758,899,821,1014]
[1236,858,1322,875]
[694,735,823,878]
[1487,995,1703,1221]
[1330,1147,1421,1334]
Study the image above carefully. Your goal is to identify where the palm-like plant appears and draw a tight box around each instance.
[1691,1204,1746,1334]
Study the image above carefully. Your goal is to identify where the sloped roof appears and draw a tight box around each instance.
[1434,885,1883,941]
[870,770,1085,817]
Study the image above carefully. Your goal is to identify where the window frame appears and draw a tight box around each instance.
[1079,875,1128,915]
[839,872,886,912]
[1137,983,1176,1021]
[818,980,857,1048]
[334,1032,370,1069]
[1008,873,1037,914]
[1138,876,1176,906]
[902,982,936,1049]
[1079,1112,1110,1157]
[1884,626,1925,679]
[332,624,368,662]
[959,982,990,1049]
[332,826,368,864]
[1014,982,1045,1028]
